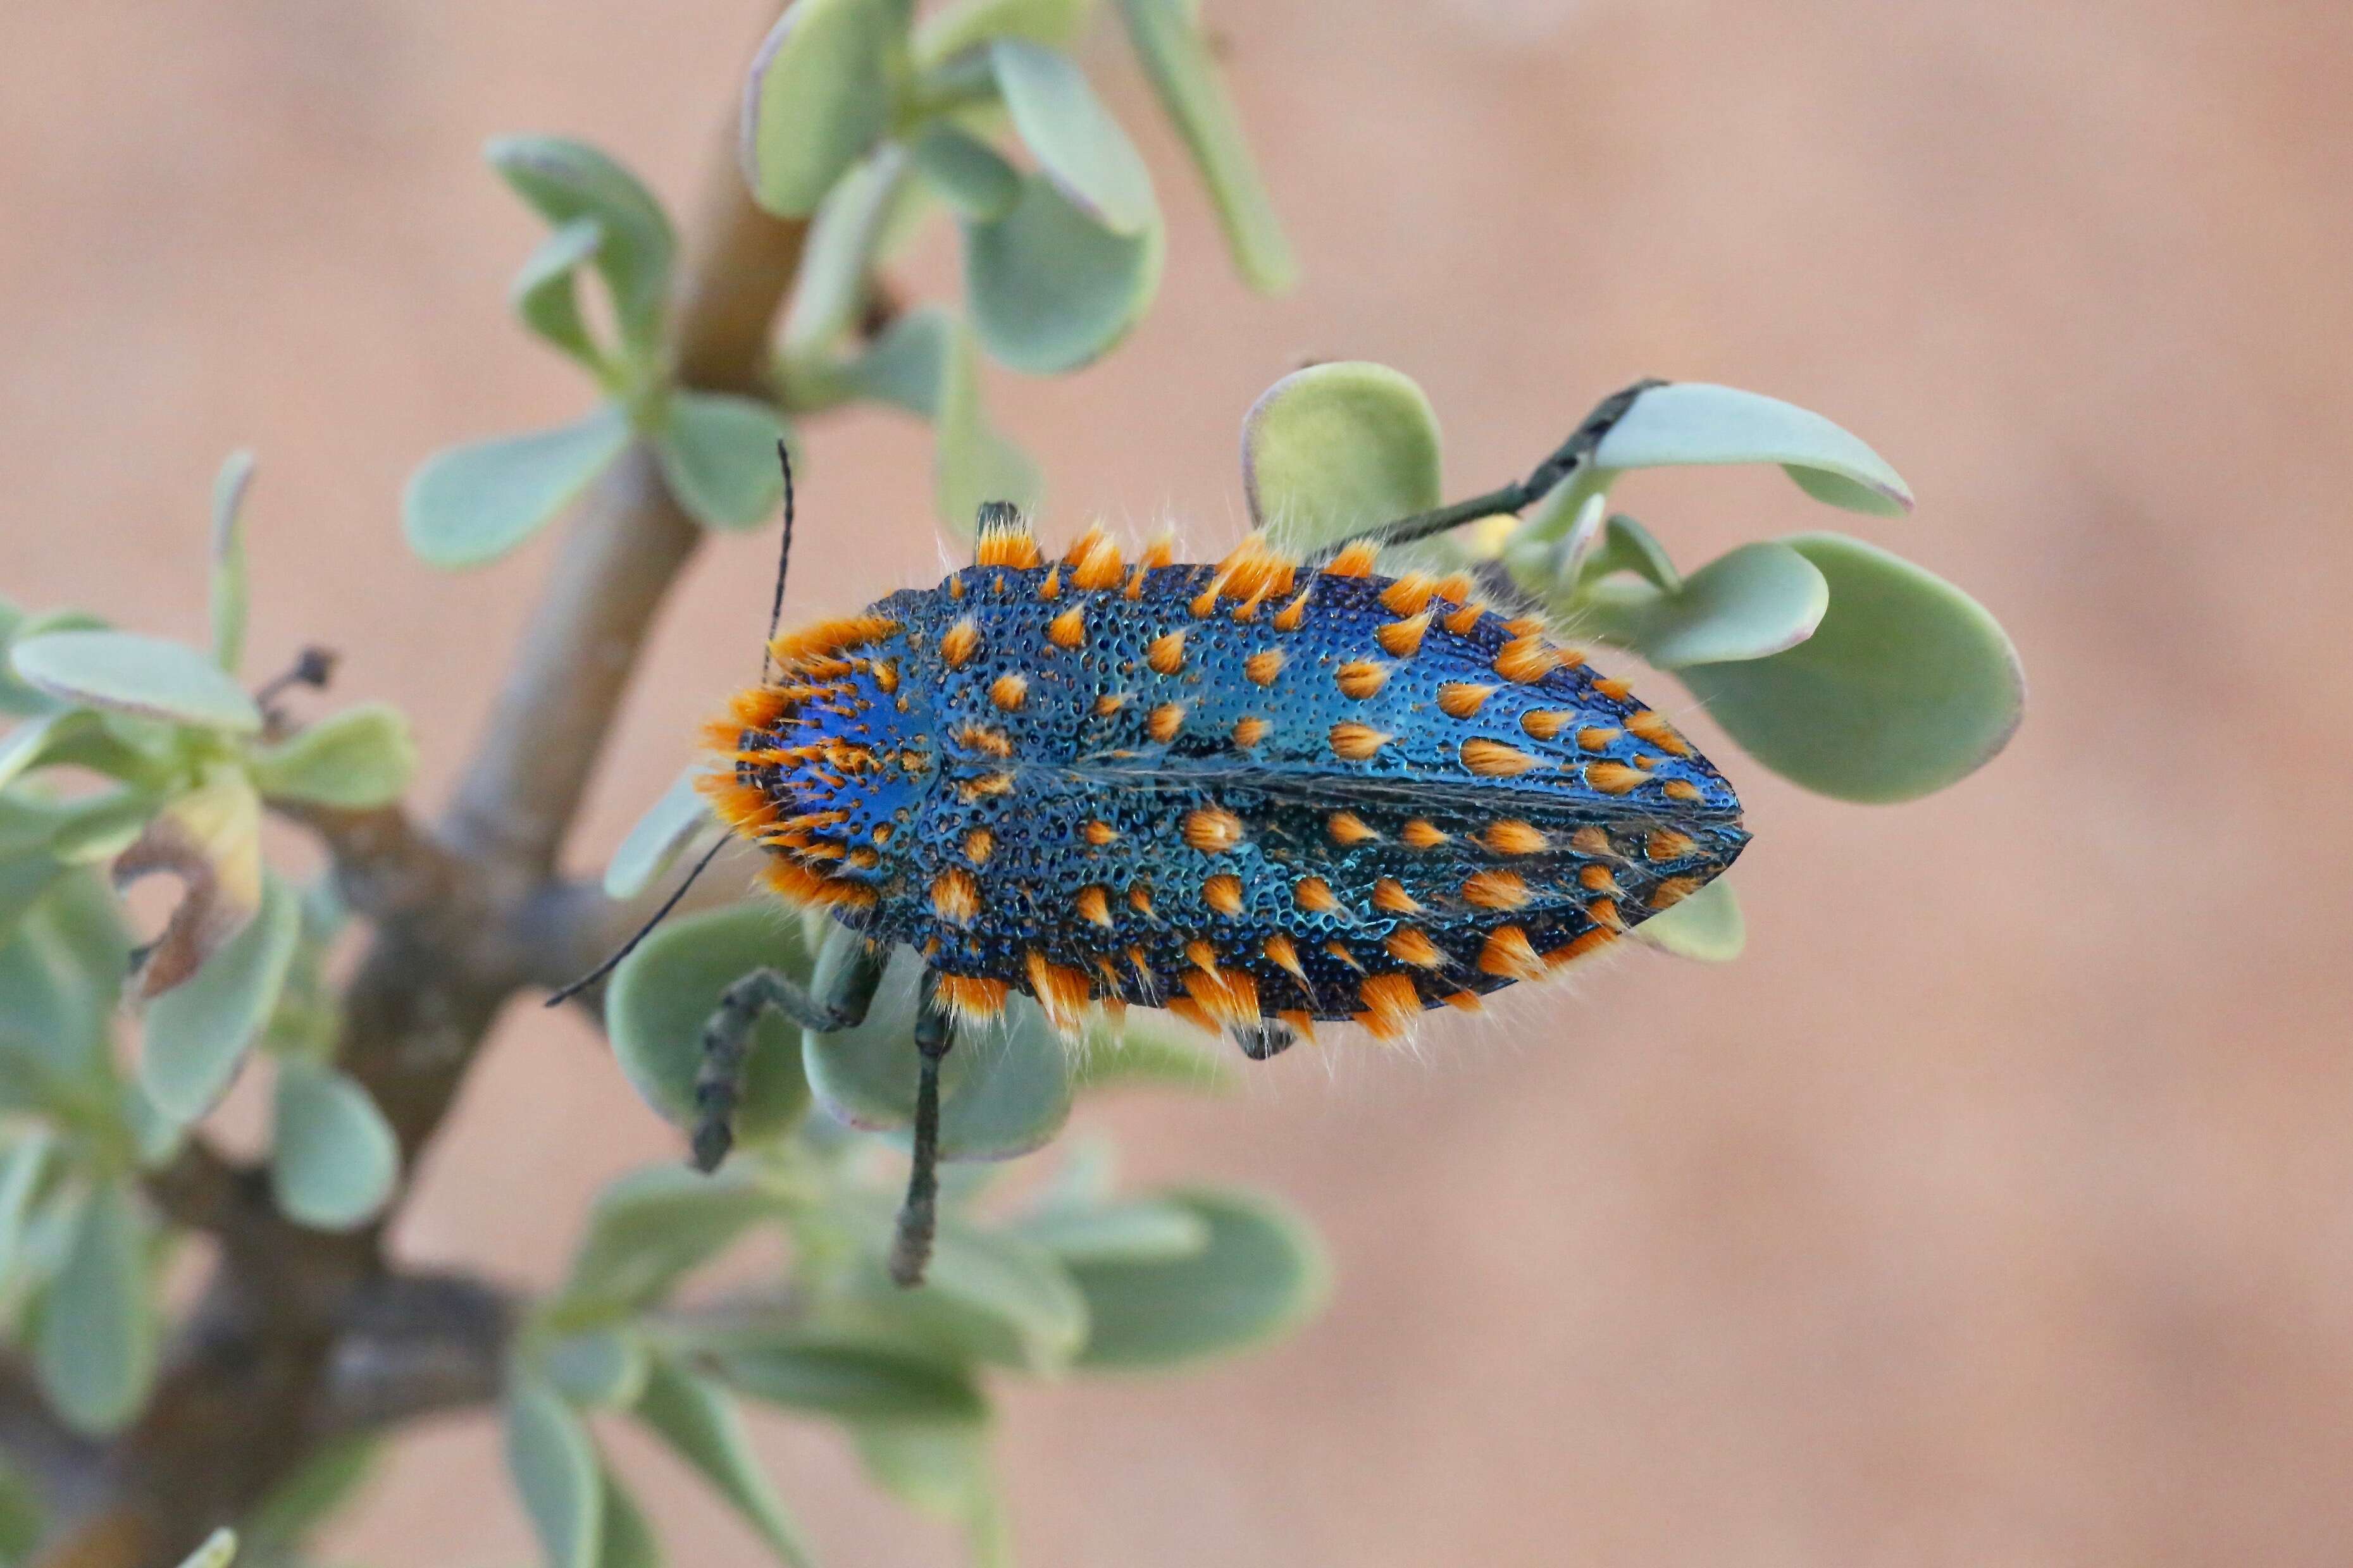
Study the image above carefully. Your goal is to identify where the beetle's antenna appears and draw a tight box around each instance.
[543,835,729,1008]
[760,440,795,684]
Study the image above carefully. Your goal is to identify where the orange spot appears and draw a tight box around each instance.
[1048,606,1086,650]
[1038,565,1062,600]
[1590,677,1630,700]
[1570,826,1613,856]
[1094,692,1131,717]
[1326,941,1365,972]
[1444,602,1486,636]
[1127,946,1156,987]
[1462,738,1539,777]
[1272,586,1312,631]
[1477,925,1546,982]
[931,868,981,925]
[1578,865,1622,894]
[964,828,995,865]
[1355,973,1422,1040]
[1263,934,1308,984]
[1586,762,1646,795]
[1462,869,1530,910]
[1336,660,1389,698]
[1215,533,1300,605]
[1661,779,1703,803]
[1064,523,1125,590]
[1438,682,1495,719]
[847,848,879,870]
[1278,1008,1317,1042]
[1625,709,1691,755]
[955,722,1011,758]
[990,672,1028,712]
[1646,829,1698,861]
[1144,533,1177,569]
[1294,877,1341,913]
[959,772,1015,802]
[1147,629,1188,676]
[1585,898,1625,930]
[1186,939,1221,975]
[1505,616,1547,638]
[1401,818,1450,849]
[1123,564,1148,600]
[1651,875,1703,909]
[1327,812,1379,846]
[1203,874,1245,915]
[1434,572,1475,603]
[1482,819,1548,856]
[1325,540,1381,577]
[1128,883,1156,917]
[1148,702,1186,743]
[1379,573,1436,615]
[1076,886,1113,928]
[1494,636,1558,683]
[1232,715,1270,748]
[1184,806,1246,853]
[767,614,902,673]
[1084,819,1119,846]
[1165,996,1217,1035]
[1183,964,1262,1028]
[940,618,981,669]
[936,973,1010,1023]
[1189,585,1221,619]
[949,576,967,600]
[1375,612,1432,658]
[1575,726,1621,751]
[760,858,873,911]
[1545,929,1618,968]
[975,513,1042,568]
[1520,710,1572,741]
[1386,927,1443,968]
[700,775,779,834]
[1025,951,1094,1033]
[1443,989,1484,1012]
[1245,648,1286,685]
[1372,878,1421,914]
[1330,722,1391,760]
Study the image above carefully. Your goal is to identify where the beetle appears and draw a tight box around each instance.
[559,383,1746,1285]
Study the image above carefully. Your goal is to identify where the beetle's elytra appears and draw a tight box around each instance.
[702,510,1746,1051]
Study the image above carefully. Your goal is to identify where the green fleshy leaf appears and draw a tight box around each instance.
[782,144,914,360]
[0,1454,47,1564]
[44,789,158,866]
[34,1182,159,1435]
[742,0,914,219]
[632,1352,817,1568]
[557,1163,781,1319]
[0,1133,55,1292]
[512,216,608,370]
[915,0,1094,66]
[0,870,129,1085]
[803,944,1072,1161]
[269,1061,399,1230]
[10,632,263,736]
[209,450,256,676]
[245,703,418,809]
[831,1210,1088,1374]
[909,123,1021,223]
[1582,512,1680,590]
[602,765,715,901]
[402,407,631,569]
[0,610,108,720]
[1631,875,1744,961]
[243,1435,381,1557]
[964,174,1162,374]
[848,1416,1009,1564]
[1575,540,1829,668]
[487,138,676,354]
[0,710,161,796]
[1069,1188,1326,1370]
[654,392,789,531]
[0,850,65,949]
[542,1326,650,1410]
[990,40,1154,233]
[606,903,814,1147]
[1007,1197,1210,1264]
[172,1528,238,1568]
[837,307,952,417]
[935,316,1042,531]
[140,872,299,1123]
[1066,1013,1235,1096]
[1679,533,2025,802]
[595,1464,662,1568]
[1242,361,1442,550]
[1112,0,1296,292]
[1591,382,1913,517]
[504,1374,603,1568]
[114,769,264,1000]
[716,1342,986,1421]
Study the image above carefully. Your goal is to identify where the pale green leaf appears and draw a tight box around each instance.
[1631,875,1744,961]
[10,632,262,736]
[1007,1197,1210,1264]
[0,870,128,1085]
[964,175,1162,374]
[1069,1188,1326,1369]
[270,1061,399,1230]
[602,764,715,901]
[512,216,608,369]
[488,138,676,353]
[837,307,952,417]
[173,1528,239,1568]
[210,450,256,675]
[245,703,418,809]
[1112,0,1296,292]
[716,1341,986,1422]
[633,1352,816,1568]
[916,0,1095,67]
[848,1416,1009,1565]
[402,407,631,569]
[1242,361,1443,550]
[595,1465,662,1568]
[1679,533,2025,801]
[504,1374,603,1568]
[1590,382,1913,516]
[829,1211,1089,1375]
[991,40,1155,233]
[542,1327,649,1410]
[0,1455,46,1564]
[0,1133,54,1293]
[606,903,814,1147]
[1575,540,1829,668]
[909,123,1021,223]
[141,871,300,1123]
[782,144,913,359]
[34,1182,159,1435]
[558,1163,781,1319]
[742,0,914,218]
[935,317,1041,531]
[654,392,788,531]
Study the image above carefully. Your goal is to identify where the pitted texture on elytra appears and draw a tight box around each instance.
[706,528,1748,1038]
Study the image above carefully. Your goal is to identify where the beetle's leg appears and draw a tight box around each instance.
[1231,1019,1296,1060]
[691,937,885,1172]
[888,973,957,1288]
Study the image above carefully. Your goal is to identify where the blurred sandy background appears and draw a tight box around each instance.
[4,1,2351,1563]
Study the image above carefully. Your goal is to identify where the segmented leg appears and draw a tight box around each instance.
[692,937,884,1171]
[888,974,957,1288]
